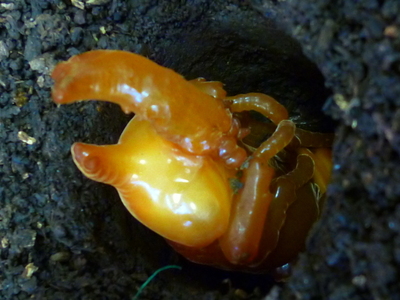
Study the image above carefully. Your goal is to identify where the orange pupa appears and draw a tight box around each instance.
[52,50,332,272]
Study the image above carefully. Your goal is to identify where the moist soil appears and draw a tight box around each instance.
[0,0,399,299]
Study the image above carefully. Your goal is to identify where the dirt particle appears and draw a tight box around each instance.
[50,251,71,262]
[21,263,39,279]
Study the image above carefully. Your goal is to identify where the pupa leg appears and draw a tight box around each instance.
[219,120,296,264]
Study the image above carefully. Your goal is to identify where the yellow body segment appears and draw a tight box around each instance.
[72,117,232,247]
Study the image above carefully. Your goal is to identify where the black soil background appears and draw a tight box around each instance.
[0,0,399,299]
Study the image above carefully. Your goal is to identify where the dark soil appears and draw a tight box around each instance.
[0,0,399,299]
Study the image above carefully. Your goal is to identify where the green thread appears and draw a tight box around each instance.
[132,265,182,300]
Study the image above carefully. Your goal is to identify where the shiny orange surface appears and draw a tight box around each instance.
[52,50,333,273]
[52,50,232,156]
[71,117,231,247]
